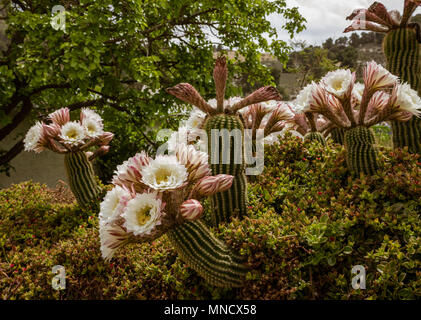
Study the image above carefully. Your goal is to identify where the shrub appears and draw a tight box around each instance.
[0,182,96,251]
[1,133,420,299]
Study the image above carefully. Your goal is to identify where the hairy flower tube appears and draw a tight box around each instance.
[344,0,420,35]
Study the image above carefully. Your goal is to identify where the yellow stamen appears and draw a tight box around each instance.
[136,206,152,225]
[155,167,172,184]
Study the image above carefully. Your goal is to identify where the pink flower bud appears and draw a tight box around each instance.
[180,199,203,221]
[192,174,233,197]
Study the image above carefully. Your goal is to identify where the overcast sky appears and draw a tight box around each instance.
[270,0,421,46]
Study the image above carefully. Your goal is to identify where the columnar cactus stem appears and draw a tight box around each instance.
[167,220,248,288]
[64,151,102,206]
[384,27,421,153]
[344,126,379,176]
[304,132,327,146]
[205,114,247,225]
[330,127,346,145]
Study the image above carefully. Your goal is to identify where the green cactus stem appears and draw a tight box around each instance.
[167,220,248,288]
[64,151,102,207]
[383,27,421,153]
[204,114,247,226]
[304,131,327,146]
[344,126,379,176]
[329,127,345,145]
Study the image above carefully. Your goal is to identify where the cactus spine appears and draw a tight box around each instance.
[205,114,247,226]
[167,220,248,287]
[330,127,345,145]
[64,151,102,206]
[344,126,379,176]
[383,27,421,153]
[304,131,326,146]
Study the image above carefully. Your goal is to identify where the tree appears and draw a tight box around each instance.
[287,45,337,87]
[0,0,306,179]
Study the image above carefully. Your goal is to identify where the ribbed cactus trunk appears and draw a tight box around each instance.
[304,132,326,146]
[344,126,379,176]
[330,127,345,145]
[167,220,248,287]
[204,114,247,226]
[383,27,421,154]
[64,151,102,207]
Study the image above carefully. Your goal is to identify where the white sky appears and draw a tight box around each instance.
[271,0,421,45]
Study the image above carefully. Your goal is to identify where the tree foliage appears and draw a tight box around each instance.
[286,42,337,87]
[0,0,306,179]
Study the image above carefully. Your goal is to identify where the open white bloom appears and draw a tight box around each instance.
[60,121,86,145]
[395,83,421,116]
[294,82,318,112]
[24,122,44,152]
[322,69,353,99]
[81,108,103,125]
[186,107,206,129]
[141,155,188,190]
[99,186,130,227]
[122,192,164,236]
[82,117,104,138]
[167,126,190,153]
[352,82,365,103]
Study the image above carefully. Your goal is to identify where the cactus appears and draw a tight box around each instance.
[330,127,345,145]
[344,126,379,176]
[166,57,282,226]
[23,107,113,208]
[302,62,419,176]
[204,114,247,225]
[101,146,248,288]
[344,1,421,153]
[64,151,102,206]
[384,28,421,153]
[304,131,326,146]
[167,220,248,287]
